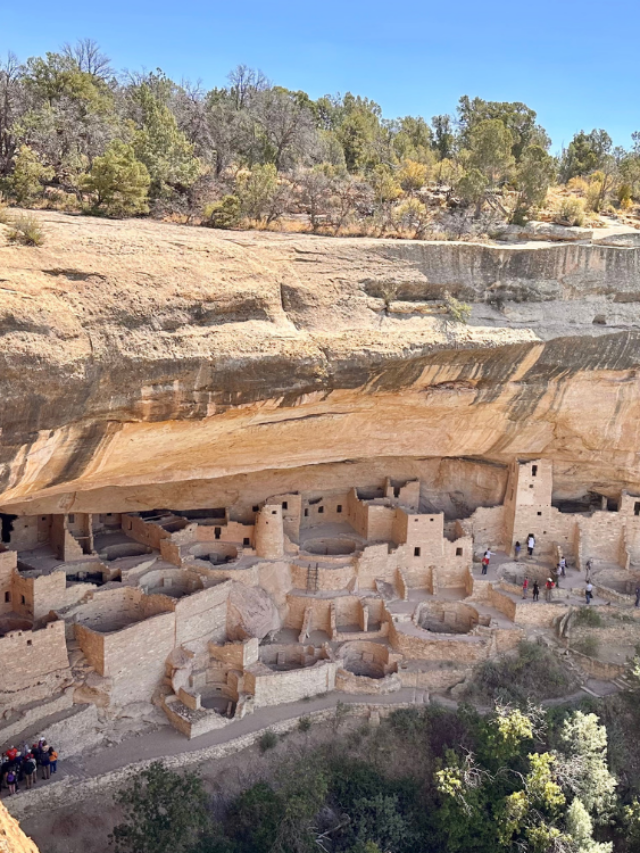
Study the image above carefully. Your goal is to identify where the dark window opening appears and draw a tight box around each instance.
[532,465,538,477]
[68,514,75,524]
[21,595,26,605]
[26,640,32,646]
[252,505,259,513]
[414,547,421,557]
[456,547,463,557]
[271,510,277,515]
[214,527,221,540]
[529,484,534,489]
[537,511,542,516]
[635,502,640,517]
[304,508,309,517]
[4,591,10,603]
[0,513,17,544]
[336,505,342,513]
[318,506,324,514]
[282,501,288,510]
[41,516,47,521]
[243,537,250,546]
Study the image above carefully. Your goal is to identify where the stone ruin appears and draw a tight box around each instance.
[1,458,640,742]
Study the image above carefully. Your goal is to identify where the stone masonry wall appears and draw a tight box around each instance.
[1,620,68,691]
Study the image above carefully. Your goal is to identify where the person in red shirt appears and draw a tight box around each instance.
[522,577,529,599]
[6,747,17,762]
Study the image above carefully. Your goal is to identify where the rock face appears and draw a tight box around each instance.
[1,210,640,514]
[0,802,39,853]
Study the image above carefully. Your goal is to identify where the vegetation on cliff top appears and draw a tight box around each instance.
[1,40,639,237]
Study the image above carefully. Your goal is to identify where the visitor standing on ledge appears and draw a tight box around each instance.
[481,549,495,575]
[514,541,521,561]
[527,534,535,557]
[545,578,555,602]
[522,577,529,599]
[532,580,540,601]
[635,586,640,608]
[585,582,594,604]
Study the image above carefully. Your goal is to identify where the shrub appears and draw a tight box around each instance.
[0,193,9,224]
[444,291,472,324]
[6,214,45,246]
[574,608,603,628]
[464,640,574,705]
[203,194,241,229]
[574,636,600,658]
[258,729,278,752]
[298,716,312,733]
[556,197,585,226]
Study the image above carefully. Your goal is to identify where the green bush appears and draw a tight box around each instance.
[203,194,242,229]
[574,636,600,658]
[7,214,45,246]
[258,729,277,753]
[574,607,603,628]
[556,196,585,226]
[298,715,312,732]
[464,640,574,705]
[445,292,472,324]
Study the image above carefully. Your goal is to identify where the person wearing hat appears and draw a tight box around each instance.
[545,577,555,602]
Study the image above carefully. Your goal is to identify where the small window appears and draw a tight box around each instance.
[635,502,640,517]
[243,537,250,546]
[304,508,309,517]
[529,485,534,489]
[336,505,342,514]
[537,511,542,516]
[430,518,434,522]
[21,595,26,605]
[532,465,538,477]
[68,514,75,523]
[214,527,221,540]
[41,516,47,521]
[456,547,463,557]
[252,505,259,513]
[272,510,277,515]
[282,501,288,510]
[318,506,324,514]
[26,640,32,647]
[414,547,421,557]
[4,591,10,603]
[414,518,419,522]
[106,513,112,517]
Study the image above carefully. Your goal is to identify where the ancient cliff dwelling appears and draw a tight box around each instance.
[2,214,640,791]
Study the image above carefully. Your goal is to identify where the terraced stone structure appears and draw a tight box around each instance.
[2,214,640,745]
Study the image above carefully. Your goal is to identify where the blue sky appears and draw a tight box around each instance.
[2,0,638,152]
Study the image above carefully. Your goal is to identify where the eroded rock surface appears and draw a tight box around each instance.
[1,210,640,514]
[0,802,39,853]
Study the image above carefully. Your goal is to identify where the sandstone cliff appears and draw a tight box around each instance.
[0,802,39,853]
[1,210,640,514]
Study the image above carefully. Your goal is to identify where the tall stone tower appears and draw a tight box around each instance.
[255,504,284,559]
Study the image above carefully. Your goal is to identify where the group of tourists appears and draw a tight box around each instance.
[1,738,59,796]
[521,577,557,601]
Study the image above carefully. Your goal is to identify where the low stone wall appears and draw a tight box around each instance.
[0,691,74,748]
[397,665,468,691]
[335,669,402,695]
[514,601,568,627]
[569,650,627,680]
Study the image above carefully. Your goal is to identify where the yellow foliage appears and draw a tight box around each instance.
[398,159,429,192]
